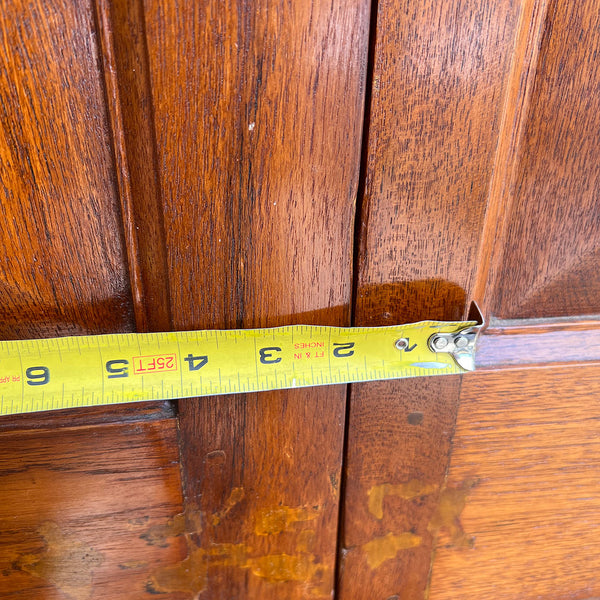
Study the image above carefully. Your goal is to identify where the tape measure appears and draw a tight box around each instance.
[0,308,483,416]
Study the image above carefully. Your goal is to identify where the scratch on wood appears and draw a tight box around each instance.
[362,532,422,569]
[368,480,438,519]
[14,521,103,600]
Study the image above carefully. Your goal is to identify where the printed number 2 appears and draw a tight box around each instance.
[333,342,355,358]
[26,366,50,386]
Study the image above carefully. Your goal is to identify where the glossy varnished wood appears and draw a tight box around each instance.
[429,365,600,600]
[0,0,135,339]
[141,0,369,597]
[0,401,175,433]
[354,0,520,325]
[0,3,181,597]
[340,377,462,600]
[0,418,186,599]
[1,0,600,597]
[476,317,600,369]
[473,0,549,314]
[340,1,525,598]
[488,0,600,318]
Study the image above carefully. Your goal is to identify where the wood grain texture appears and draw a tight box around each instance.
[338,377,462,600]
[429,365,600,600]
[489,0,600,318]
[174,390,345,599]
[472,0,549,315]
[341,1,524,598]
[355,0,520,326]
[141,0,369,597]
[0,418,186,599]
[0,0,135,340]
[144,0,368,331]
[0,401,175,432]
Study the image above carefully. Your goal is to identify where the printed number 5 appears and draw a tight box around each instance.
[26,366,50,386]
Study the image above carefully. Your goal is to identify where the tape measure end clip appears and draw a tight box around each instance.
[427,302,485,372]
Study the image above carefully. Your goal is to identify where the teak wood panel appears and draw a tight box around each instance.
[429,365,600,600]
[0,418,186,599]
[139,0,370,597]
[340,1,526,598]
[486,0,600,319]
[0,0,135,340]
[354,0,521,326]
[96,0,172,333]
[1,0,600,598]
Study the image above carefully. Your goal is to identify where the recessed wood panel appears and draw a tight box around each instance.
[429,365,600,600]
[489,0,600,318]
[0,419,185,599]
[142,0,369,597]
[0,0,134,339]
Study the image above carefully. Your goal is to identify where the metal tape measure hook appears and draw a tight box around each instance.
[427,302,485,371]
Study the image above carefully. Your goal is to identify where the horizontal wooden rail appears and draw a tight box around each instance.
[476,316,600,369]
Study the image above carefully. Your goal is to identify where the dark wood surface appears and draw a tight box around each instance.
[96,0,172,333]
[339,1,525,598]
[0,0,599,598]
[0,0,135,340]
[141,0,369,597]
[472,0,549,315]
[339,377,462,600]
[486,0,600,319]
[354,0,520,326]
[429,365,600,600]
[0,418,186,599]
[0,401,175,433]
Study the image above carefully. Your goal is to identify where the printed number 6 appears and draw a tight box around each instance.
[26,366,50,386]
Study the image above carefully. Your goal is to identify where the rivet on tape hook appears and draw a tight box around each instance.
[428,302,485,372]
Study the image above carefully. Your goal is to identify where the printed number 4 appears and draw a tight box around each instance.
[185,354,208,371]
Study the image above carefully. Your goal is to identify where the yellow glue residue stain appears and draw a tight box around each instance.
[210,487,245,526]
[255,504,320,536]
[362,532,422,569]
[250,552,323,583]
[368,480,438,519]
[428,479,478,548]
[148,543,328,596]
[145,497,329,597]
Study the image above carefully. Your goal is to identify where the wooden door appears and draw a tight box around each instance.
[0,1,599,599]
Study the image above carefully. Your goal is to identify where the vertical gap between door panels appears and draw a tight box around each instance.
[334,0,380,596]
